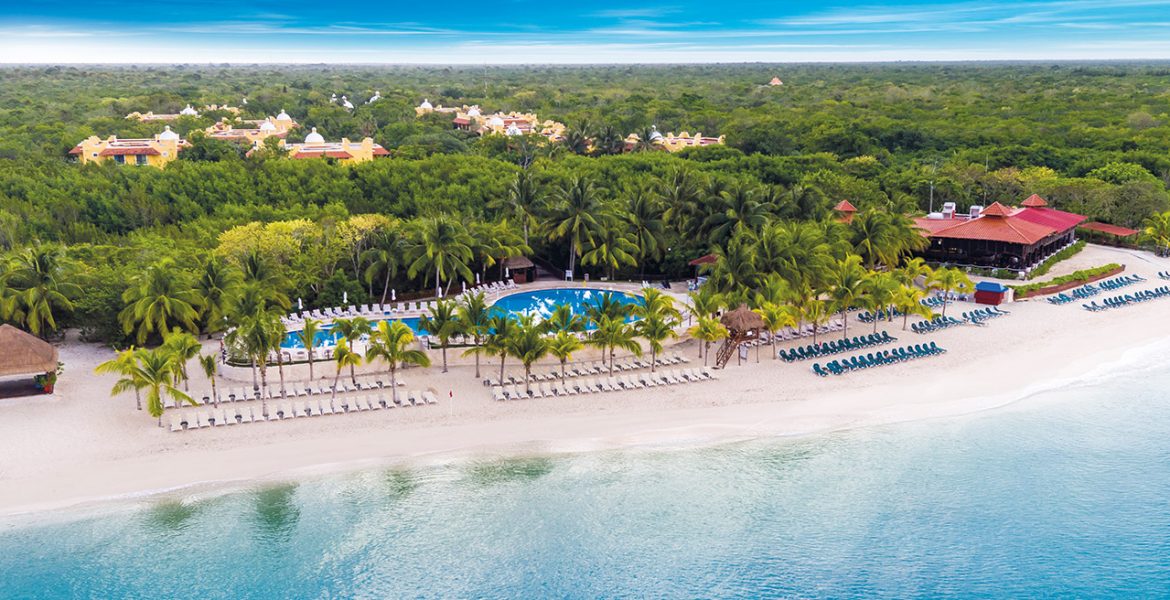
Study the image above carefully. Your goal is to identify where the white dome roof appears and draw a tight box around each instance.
[180,104,198,116]
[341,96,354,109]
[649,128,663,141]
[467,106,481,117]
[368,91,381,103]
[259,120,276,132]
[505,124,523,136]
[242,97,248,105]
[420,98,433,109]
[158,125,180,141]
[304,127,324,144]
[276,109,291,121]
[488,115,505,127]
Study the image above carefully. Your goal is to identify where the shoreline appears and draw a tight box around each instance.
[0,245,1166,521]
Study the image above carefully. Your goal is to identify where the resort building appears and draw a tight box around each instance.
[274,127,390,163]
[833,200,857,224]
[125,104,201,122]
[68,127,188,167]
[414,99,469,116]
[913,195,1086,272]
[623,128,726,152]
[204,110,298,145]
[769,77,784,86]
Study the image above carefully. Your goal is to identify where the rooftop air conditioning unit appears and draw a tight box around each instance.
[942,202,956,213]
[969,205,984,218]
[927,212,945,220]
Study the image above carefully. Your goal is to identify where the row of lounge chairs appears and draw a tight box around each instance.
[767,320,844,342]
[1158,271,1170,280]
[173,376,402,409]
[283,281,520,324]
[961,306,1010,324]
[910,315,963,335]
[170,390,437,431]
[492,368,714,400]
[857,308,903,324]
[1097,274,1145,291]
[1047,284,1100,305]
[920,296,951,309]
[778,331,896,362]
[1082,286,1170,311]
[812,343,946,376]
[483,354,690,386]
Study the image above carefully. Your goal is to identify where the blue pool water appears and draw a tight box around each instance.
[6,360,1167,597]
[283,288,641,349]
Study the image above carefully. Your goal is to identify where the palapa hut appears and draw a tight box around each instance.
[502,255,536,284]
[0,324,60,395]
[715,304,766,368]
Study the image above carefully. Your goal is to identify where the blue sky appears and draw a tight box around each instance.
[4,0,1170,63]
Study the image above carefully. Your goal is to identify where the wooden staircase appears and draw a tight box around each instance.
[713,333,751,369]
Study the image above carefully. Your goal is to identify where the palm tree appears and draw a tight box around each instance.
[95,347,145,411]
[638,288,682,322]
[861,273,900,333]
[688,316,728,367]
[660,168,703,238]
[329,339,362,408]
[626,190,667,277]
[803,298,830,346]
[406,216,475,295]
[491,170,544,248]
[506,315,550,396]
[469,221,530,282]
[120,259,201,345]
[636,313,677,372]
[543,302,585,334]
[828,255,868,340]
[485,313,517,383]
[161,328,202,392]
[366,320,430,406]
[549,177,602,276]
[297,318,322,380]
[581,215,639,280]
[548,330,584,379]
[6,244,81,337]
[198,353,220,407]
[457,292,492,378]
[891,286,933,331]
[1142,210,1170,256]
[687,287,723,339]
[705,233,758,296]
[894,257,934,288]
[194,257,240,335]
[929,268,974,318]
[588,315,641,376]
[331,317,371,385]
[137,348,196,427]
[225,309,285,410]
[586,292,633,324]
[701,184,772,246]
[418,299,461,373]
[849,210,929,270]
[756,302,797,360]
[361,246,401,305]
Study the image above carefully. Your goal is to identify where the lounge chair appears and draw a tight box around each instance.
[492,386,507,401]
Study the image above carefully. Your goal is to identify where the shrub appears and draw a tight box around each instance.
[1027,240,1086,279]
[1011,262,1121,295]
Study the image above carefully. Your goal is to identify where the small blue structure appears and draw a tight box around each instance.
[974,281,1010,305]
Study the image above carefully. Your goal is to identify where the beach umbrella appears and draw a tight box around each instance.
[476,273,481,285]
[462,281,467,293]
[297,297,303,311]
[343,291,348,305]
[391,289,397,301]
[437,286,443,298]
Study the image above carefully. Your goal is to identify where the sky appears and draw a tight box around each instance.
[4,0,1170,63]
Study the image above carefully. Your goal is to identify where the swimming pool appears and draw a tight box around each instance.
[281,288,643,349]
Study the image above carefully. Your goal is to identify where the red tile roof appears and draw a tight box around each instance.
[833,200,857,213]
[928,212,1057,245]
[688,253,718,266]
[1081,222,1139,237]
[98,146,160,156]
[371,147,390,156]
[453,117,471,125]
[68,146,82,155]
[1021,194,1048,208]
[1014,207,1086,232]
[980,201,1012,217]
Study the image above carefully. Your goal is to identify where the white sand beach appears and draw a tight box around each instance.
[1,244,1167,517]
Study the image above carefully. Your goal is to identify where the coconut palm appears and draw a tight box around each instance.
[660,168,703,238]
[491,170,544,248]
[198,353,220,407]
[588,315,642,376]
[543,302,585,334]
[6,244,81,337]
[756,302,797,360]
[586,292,633,325]
[705,233,758,296]
[582,215,639,280]
[548,176,602,276]
[120,259,202,345]
[701,184,772,246]
[637,288,682,322]
[194,257,241,335]
[828,255,868,340]
[635,313,677,372]
[329,339,362,408]
[366,320,430,406]
[418,299,461,373]
[688,316,728,367]
[891,286,934,331]
[406,216,475,296]
[361,246,402,305]
[485,313,517,383]
[626,190,667,276]
[469,221,530,282]
[506,315,550,396]
[803,298,830,346]
[237,250,291,308]
[457,292,492,378]
[928,268,974,318]
[225,309,285,413]
[297,318,322,380]
[135,348,196,427]
[161,328,202,392]
[331,317,371,385]
[894,257,934,288]
[95,347,145,411]
[548,330,584,379]
[1142,210,1170,256]
[861,273,900,333]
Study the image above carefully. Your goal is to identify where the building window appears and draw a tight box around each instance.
[114,155,125,164]
[136,155,148,165]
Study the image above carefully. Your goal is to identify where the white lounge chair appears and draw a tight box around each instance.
[492,386,506,401]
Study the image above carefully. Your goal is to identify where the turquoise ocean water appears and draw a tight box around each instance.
[2,355,1169,598]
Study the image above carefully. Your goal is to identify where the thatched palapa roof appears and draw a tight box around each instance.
[0,324,59,377]
[720,304,765,332]
[502,255,534,269]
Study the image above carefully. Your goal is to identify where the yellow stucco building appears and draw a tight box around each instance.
[69,127,188,167]
[205,110,298,145]
[274,128,390,163]
[623,128,725,152]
